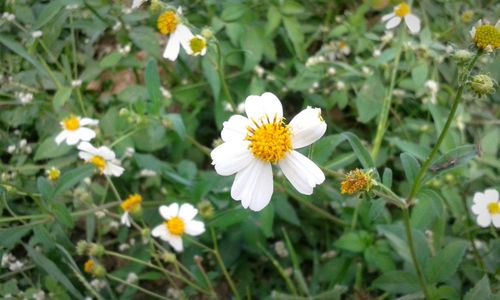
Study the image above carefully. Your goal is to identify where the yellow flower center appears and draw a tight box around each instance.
[189,37,206,54]
[47,167,61,181]
[394,3,411,17]
[157,11,179,35]
[63,115,80,131]
[341,169,372,195]
[84,259,95,273]
[339,41,347,49]
[245,115,292,163]
[165,216,185,236]
[473,24,500,50]
[89,155,106,172]
[487,202,500,215]
[120,194,142,212]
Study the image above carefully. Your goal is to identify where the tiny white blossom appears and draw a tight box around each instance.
[126,272,139,284]
[336,81,346,90]
[327,67,337,75]
[31,31,43,39]
[71,79,82,88]
[254,65,265,78]
[160,86,172,99]
[90,279,107,291]
[16,92,33,105]
[7,145,16,154]
[2,12,16,22]
[373,49,382,57]
[471,188,500,228]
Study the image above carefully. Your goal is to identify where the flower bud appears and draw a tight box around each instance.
[92,264,107,278]
[161,251,177,263]
[453,49,473,63]
[470,74,496,96]
[76,240,89,256]
[201,27,213,40]
[197,200,214,219]
[88,243,105,257]
[119,108,130,117]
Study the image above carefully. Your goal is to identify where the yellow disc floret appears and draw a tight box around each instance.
[473,24,500,50]
[341,169,372,195]
[84,259,95,273]
[120,194,143,212]
[157,11,179,35]
[488,202,500,215]
[246,115,292,163]
[89,155,106,172]
[63,114,80,131]
[189,37,206,54]
[46,167,61,181]
[394,3,411,17]
[166,216,185,236]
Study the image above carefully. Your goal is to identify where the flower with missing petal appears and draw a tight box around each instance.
[55,114,98,145]
[151,203,205,252]
[120,194,142,227]
[340,169,373,195]
[381,2,421,34]
[471,188,500,228]
[211,92,326,211]
[470,19,500,52]
[78,142,124,177]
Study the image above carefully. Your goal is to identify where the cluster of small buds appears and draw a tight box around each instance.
[274,241,289,258]
[381,31,394,44]
[201,27,213,40]
[453,49,474,63]
[117,44,131,55]
[197,199,214,219]
[16,91,33,105]
[90,279,107,290]
[336,80,346,91]
[2,12,16,22]
[7,139,32,154]
[1,252,25,271]
[305,55,326,67]
[31,31,43,39]
[71,79,83,88]
[254,65,265,78]
[425,80,439,104]
[469,74,496,97]
[160,86,172,99]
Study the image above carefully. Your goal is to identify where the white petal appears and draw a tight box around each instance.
[471,202,487,215]
[132,0,144,9]
[160,203,179,220]
[78,151,93,161]
[163,32,181,61]
[75,127,96,142]
[176,24,195,53]
[78,142,98,155]
[184,220,205,236]
[495,20,500,30]
[477,213,491,228]
[55,131,68,145]
[469,26,476,38]
[211,141,253,176]
[65,133,81,145]
[385,16,402,29]
[221,115,251,142]
[121,212,131,227]
[405,14,421,34]
[168,235,183,252]
[178,203,198,222]
[152,224,169,241]
[104,162,124,177]
[473,192,485,205]
[245,92,283,122]
[381,13,395,22]
[484,189,499,202]
[289,107,327,149]
[200,47,207,56]
[97,146,115,160]
[79,118,99,126]
[492,215,500,228]
[278,151,325,195]
[231,159,274,211]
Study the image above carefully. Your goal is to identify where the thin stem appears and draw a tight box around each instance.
[402,208,430,299]
[109,126,143,148]
[351,196,362,230]
[106,274,170,300]
[186,134,211,157]
[215,42,237,111]
[211,229,240,300]
[460,195,486,272]
[194,257,218,299]
[371,31,404,160]
[406,51,481,205]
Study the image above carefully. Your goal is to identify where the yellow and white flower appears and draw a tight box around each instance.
[471,188,500,228]
[157,10,207,61]
[77,142,124,177]
[120,194,142,227]
[151,203,205,252]
[469,19,500,52]
[381,3,421,34]
[55,114,98,146]
[211,92,326,211]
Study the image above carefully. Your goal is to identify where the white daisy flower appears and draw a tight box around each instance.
[77,142,124,177]
[381,2,421,34]
[55,114,98,146]
[120,194,142,227]
[471,188,500,228]
[211,92,326,211]
[157,10,207,61]
[151,203,206,252]
[469,19,500,52]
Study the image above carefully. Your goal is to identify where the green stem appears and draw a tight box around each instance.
[106,274,170,300]
[211,229,240,300]
[215,42,237,112]
[402,208,430,299]
[186,134,211,157]
[371,32,404,160]
[109,126,143,148]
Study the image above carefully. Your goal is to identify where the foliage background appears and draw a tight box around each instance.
[0,0,499,299]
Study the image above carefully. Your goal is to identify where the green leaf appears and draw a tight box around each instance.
[240,27,264,71]
[274,194,300,226]
[34,136,73,161]
[411,63,428,88]
[411,189,443,230]
[164,113,186,139]
[129,26,161,58]
[0,227,31,248]
[53,87,72,110]
[279,0,305,15]
[335,231,373,253]
[283,16,305,60]
[0,35,50,78]
[51,202,74,229]
[53,164,95,196]
[341,132,375,169]
[355,76,384,123]
[464,276,491,300]
[389,138,431,160]
[145,58,162,115]
[99,52,122,69]
[364,245,395,272]
[37,176,54,202]
[400,152,420,181]
[33,0,65,29]
[257,204,274,238]
[382,168,392,188]
[377,224,430,267]
[221,3,247,22]
[24,243,83,298]
[265,6,282,36]
[425,240,468,284]
[372,271,421,294]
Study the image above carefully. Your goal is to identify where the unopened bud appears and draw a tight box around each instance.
[161,251,176,263]
[201,27,213,40]
[453,49,473,63]
[76,241,89,256]
[470,74,495,96]
[197,200,214,219]
[88,243,105,257]
[119,108,130,117]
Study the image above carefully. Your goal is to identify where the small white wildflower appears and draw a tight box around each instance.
[117,44,131,55]
[31,31,43,39]
[373,49,382,57]
[312,81,320,89]
[327,67,337,75]
[254,65,265,78]
[126,272,139,284]
[471,188,500,228]
[71,79,82,88]
[274,241,288,258]
[139,169,157,177]
[19,139,27,148]
[33,290,45,300]
[90,279,107,291]
[25,145,32,154]
[9,260,24,271]
[16,92,33,105]
[1,253,15,267]
[160,86,172,99]
[336,81,346,90]
[2,12,16,22]
[7,145,16,154]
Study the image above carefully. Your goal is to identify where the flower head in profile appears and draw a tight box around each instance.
[46,167,61,182]
[151,203,205,252]
[471,188,500,228]
[55,114,98,145]
[470,19,500,52]
[340,169,373,195]
[381,2,421,34]
[120,194,143,227]
[157,9,207,61]
[78,142,124,177]
[211,92,326,211]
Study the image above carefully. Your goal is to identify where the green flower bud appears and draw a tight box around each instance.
[88,243,105,257]
[76,240,89,256]
[92,264,107,278]
[197,200,214,219]
[161,251,177,264]
[201,27,213,40]
[453,49,473,63]
[470,74,496,96]
[119,108,130,117]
